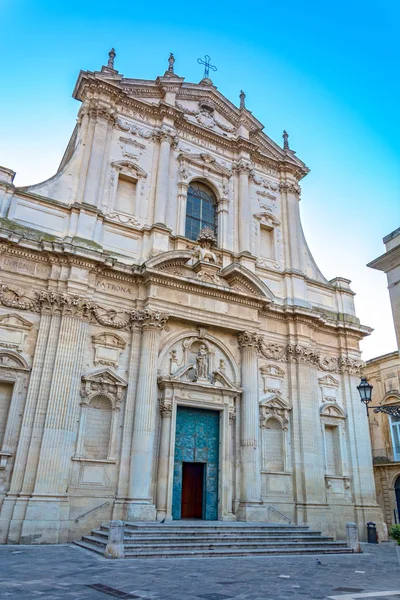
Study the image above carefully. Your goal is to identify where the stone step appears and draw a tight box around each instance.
[81,534,347,551]
[74,538,352,558]
[92,529,334,544]
[108,525,314,536]
[122,547,352,558]
[75,521,352,559]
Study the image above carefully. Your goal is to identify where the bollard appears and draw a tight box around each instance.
[104,520,125,559]
[346,522,362,553]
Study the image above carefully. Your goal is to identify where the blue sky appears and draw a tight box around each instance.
[1,0,399,359]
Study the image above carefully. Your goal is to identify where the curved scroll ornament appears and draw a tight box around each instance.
[0,284,37,311]
[258,339,363,375]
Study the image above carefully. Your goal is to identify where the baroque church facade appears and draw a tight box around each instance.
[0,51,383,544]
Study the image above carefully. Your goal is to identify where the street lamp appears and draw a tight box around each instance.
[357,377,400,417]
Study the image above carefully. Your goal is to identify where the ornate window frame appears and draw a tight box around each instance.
[0,350,30,469]
[74,368,127,463]
[177,152,231,245]
[108,160,147,220]
[259,394,291,473]
[320,402,350,491]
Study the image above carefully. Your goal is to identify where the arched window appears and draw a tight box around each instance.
[185,182,217,241]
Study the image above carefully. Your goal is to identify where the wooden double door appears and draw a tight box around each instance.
[181,462,204,519]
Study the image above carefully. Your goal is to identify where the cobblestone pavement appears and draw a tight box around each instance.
[0,542,399,600]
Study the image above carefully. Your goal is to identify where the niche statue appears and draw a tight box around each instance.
[196,344,209,379]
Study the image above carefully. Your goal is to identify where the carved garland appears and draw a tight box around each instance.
[0,283,169,332]
[258,339,363,375]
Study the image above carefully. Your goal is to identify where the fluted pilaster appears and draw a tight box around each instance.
[154,130,176,224]
[238,331,262,505]
[34,314,89,495]
[156,400,172,520]
[236,160,253,253]
[128,310,169,520]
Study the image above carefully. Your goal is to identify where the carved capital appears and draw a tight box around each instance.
[37,291,93,319]
[279,181,301,196]
[233,160,253,175]
[159,400,172,418]
[132,308,169,331]
[237,331,262,351]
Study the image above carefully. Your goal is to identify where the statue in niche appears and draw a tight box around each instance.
[193,227,218,263]
[196,344,209,379]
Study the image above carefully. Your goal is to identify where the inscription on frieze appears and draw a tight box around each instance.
[2,256,51,279]
[96,278,135,298]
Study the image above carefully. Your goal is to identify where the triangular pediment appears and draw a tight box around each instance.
[81,368,127,387]
[220,263,275,301]
[179,153,232,177]
[0,313,33,329]
[318,375,340,387]
[260,394,291,410]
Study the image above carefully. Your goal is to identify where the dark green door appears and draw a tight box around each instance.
[172,407,219,520]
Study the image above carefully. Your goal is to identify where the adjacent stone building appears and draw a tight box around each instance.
[364,351,400,526]
[0,51,383,544]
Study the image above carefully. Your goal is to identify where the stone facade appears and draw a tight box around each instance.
[364,352,400,528]
[0,51,383,544]
[368,228,400,350]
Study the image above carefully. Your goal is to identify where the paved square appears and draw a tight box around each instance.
[0,542,399,600]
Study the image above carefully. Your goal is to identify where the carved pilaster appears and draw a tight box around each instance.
[128,310,170,520]
[237,331,262,351]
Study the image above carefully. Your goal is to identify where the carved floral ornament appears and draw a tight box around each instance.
[0,282,169,332]
[80,369,127,409]
[259,396,291,431]
[238,331,363,375]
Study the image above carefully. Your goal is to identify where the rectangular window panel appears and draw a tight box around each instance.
[260,226,275,260]
[115,175,137,214]
[0,382,13,447]
[325,425,340,475]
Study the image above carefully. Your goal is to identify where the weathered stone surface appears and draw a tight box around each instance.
[0,52,383,544]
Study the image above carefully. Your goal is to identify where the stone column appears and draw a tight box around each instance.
[237,331,262,520]
[156,400,172,520]
[236,160,252,254]
[82,103,116,207]
[127,309,169,521]
[105,520,125,559]
[346,522,361,553]
[154,130,175,225]
[20,299,90,544]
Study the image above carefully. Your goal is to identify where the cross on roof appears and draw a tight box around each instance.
[197,55,217,79]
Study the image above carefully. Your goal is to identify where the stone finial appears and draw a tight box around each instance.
[168,52,175,73]
[240,90,246,109]
[283,130,289,150]
[197,227,217,246]
[107,48,116,70]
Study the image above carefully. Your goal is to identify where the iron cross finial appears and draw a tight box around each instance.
[197,55,217,79]
[168,52,175,73]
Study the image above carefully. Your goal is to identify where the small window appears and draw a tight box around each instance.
[325,425,341,475]
[185,182,217,241]
[115,174,137,214]
[262,418,284,471]
[260,225,275,260]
